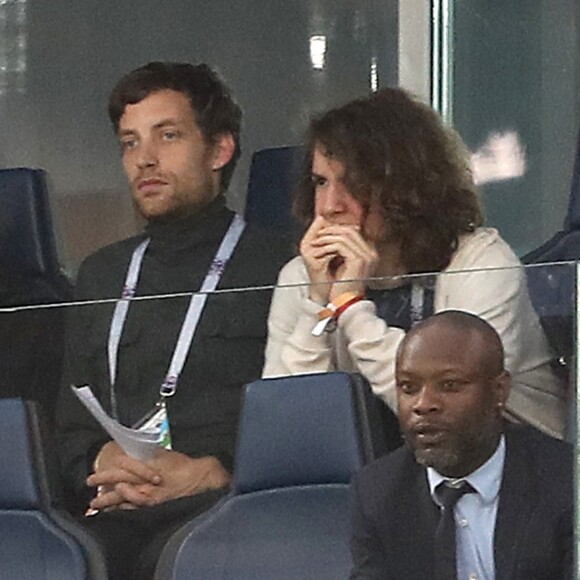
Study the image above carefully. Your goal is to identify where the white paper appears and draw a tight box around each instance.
[72,385,162,461]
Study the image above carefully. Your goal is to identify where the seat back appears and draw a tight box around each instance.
[159,486,353,580]
[156,372,390,580]
[233,372,381,494]
[0,167,72,301]
[0,398,107,579]
[244,146,304,231]
[0,168,60,276]
[0,398,42,509]
[0,168,71,427]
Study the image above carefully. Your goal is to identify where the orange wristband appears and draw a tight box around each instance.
[334,293,364,318]
[312,291,365,336]
[317,292,361,321]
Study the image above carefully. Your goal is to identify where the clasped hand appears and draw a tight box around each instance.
[300,216,378,304]
[86,441,231,512]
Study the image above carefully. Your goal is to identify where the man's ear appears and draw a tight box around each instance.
[212,133,236,171]
[495,370,511,411]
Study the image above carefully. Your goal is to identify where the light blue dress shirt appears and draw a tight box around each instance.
[427,435,505,580]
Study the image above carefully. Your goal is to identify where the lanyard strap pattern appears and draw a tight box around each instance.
[160,214,245,396]
[107,238,149,417]
[107,215,245,417]
[410,283,425,327]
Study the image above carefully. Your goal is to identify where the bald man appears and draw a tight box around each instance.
[350,311,572,580]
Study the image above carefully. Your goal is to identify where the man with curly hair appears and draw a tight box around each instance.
[263,88,566,440]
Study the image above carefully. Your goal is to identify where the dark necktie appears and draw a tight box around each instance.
[434,480,475,580]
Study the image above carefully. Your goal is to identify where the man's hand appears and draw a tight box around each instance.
[144,451,231,504]
[300,216,378,303]
[86,441,162,512]
[86,443,231,512]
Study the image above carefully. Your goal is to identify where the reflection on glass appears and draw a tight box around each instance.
[0,0,27,96]
[309,34,327,70]
[370,55,378,92]
[470,130,526,186]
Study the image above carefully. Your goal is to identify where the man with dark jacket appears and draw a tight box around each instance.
[56,61,292,579]
[350,310,572,580]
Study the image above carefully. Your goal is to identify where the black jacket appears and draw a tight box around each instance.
[56,198,293,509]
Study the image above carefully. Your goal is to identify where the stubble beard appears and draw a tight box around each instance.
[414,445,461,474]
[409,418,501,477]
[132,181,218,223]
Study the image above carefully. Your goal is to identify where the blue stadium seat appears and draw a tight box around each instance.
[0,168,71,297]
[244,146,304,232]
[0,168,72,426]
[156,372,393,580]
[0,398,107,579]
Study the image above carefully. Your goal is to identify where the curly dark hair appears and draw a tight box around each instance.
[293,88,483,274]
[108,61,242,192]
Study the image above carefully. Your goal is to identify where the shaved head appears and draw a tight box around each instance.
[399,310,505,377]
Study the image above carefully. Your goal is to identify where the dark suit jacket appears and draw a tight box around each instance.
[350,426,573,579]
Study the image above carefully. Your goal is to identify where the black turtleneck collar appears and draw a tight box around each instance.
[144,195,233,253]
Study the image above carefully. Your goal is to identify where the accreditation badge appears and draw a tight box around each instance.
[136,400,173,450]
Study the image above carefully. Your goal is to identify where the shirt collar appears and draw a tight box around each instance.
[427,434,505,505]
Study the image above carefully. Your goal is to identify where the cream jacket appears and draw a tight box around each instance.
[263,228,566,439]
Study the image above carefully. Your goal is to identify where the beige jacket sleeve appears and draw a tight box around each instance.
[262,256,405,411]
[263,257,334,377]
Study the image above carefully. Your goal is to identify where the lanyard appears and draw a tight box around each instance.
[107,214,245,419]
[410,283,425,327]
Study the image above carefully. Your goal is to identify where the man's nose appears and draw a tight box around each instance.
[136,141,158,169]
[412,386,441,415]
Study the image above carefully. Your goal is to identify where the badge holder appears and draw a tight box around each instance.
[132,380,176,450]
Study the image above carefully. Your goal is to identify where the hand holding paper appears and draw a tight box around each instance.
[72,385,162,461]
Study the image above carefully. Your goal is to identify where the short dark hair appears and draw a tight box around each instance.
[293,88,483,274]
[108,61,242,192]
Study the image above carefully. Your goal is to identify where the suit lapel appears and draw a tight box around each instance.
[494,431,536,580]
[391,454,439,577]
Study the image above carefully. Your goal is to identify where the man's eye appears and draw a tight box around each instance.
[121,139,137,151]
[163,131,178,141]
[441,379,463,392]
[312,175,327,188]
[397,382,417,395]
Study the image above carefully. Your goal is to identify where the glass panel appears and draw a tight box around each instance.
[451,1,580,256]
[0,260,574,571]
[0,0,399,275]
[1,261,574,443]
